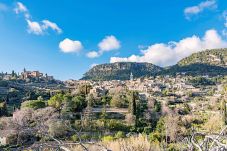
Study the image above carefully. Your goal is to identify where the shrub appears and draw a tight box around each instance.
[21,100,46,110]
[167,143,181,151]
[102,135,114,142]
[48,120,69,138]
[149,132,161,142]
[106,119,130,131]
[71,134,79,142]
[114,131,125,139]
[80,133,91,141]
[48,94,64,109]
[110,94,128,108]
[143,127,152,134]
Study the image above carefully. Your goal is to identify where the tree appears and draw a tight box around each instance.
[101,104,107,129]
[26,91,37,100]
[87,94,95,108]
[221,99,227,125]
[48,120,69,138]
[110,93,128,108]
[72,95,86,112]
[0,101,7,116]
[154,100,162,112]
[129,91,137,115]
[48,94,64,110]
[12,70,16,77]
[21,100,46,110]
[164,113,179,143]
[127,91,139,127]
[61,94,74,113]
[78,84,92,95]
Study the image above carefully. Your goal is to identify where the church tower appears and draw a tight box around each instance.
[130,72,133,81]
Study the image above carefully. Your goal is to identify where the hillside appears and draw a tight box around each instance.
[81,62,163,80]
[82,49,227,80]
[163,49,227,76]
[177,48,227,67]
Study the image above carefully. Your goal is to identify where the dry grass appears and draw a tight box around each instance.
[72,134,161,151]
[201,113,224,133]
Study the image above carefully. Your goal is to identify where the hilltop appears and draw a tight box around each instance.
[163,48,227,76]
[81,62,163,80]
[177,48,227,67]
[82,49,227,80]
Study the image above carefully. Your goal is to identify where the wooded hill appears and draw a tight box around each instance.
[82,49,227,80]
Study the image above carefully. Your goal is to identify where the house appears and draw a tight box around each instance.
[3,75,12,80]
[21,69,43,79]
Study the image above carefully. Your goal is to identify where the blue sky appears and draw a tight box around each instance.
[0,0,227,80]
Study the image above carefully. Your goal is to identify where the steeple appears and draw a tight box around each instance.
[130,72,133,81]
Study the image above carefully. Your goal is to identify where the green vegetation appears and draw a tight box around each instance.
[178,48,227,67]
[82,49,227,81]
[82,62,163,80]
[188,76,215,86]
[0,49,227,150]
[21,100,46,109]
[0,101,7,116]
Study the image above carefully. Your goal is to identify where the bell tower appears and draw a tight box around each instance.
[130,72,133,81]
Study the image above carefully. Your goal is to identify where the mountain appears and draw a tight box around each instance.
[163,48,227,76]
[177,49,227,67]
[81,62,163,80]
[82,49,227,80]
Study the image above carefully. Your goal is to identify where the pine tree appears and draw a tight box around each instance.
[221,100,227,125]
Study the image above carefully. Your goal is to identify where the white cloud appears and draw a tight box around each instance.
[86,51,100,58]
[14,2,30,18]
[14,2,62,35]
[26,19,43,35]
[98,35,120,52]
[26,19,62,35]
[184,0,217,20]
[42,20,62,34]
[59,38,83,53]
[110,29,227,67]
[86,35,121,59]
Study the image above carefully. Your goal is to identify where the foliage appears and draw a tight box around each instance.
[48,120,69,138]
[154,100,162,112]
[78,84,92,95]
[82,49,227,80]
[0,80,8,87]
[48,93,64,110]
[114,131,125,139]
[48,93,87,113]
[189,77,215,87]
[82,62,163,81]
[178,48,227,67]
[0,101,7,116]
[71,95,86,112]
[102,135,115,142]
[21,100,46,110]
[106,119,131,131]
[110,93,128,108]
